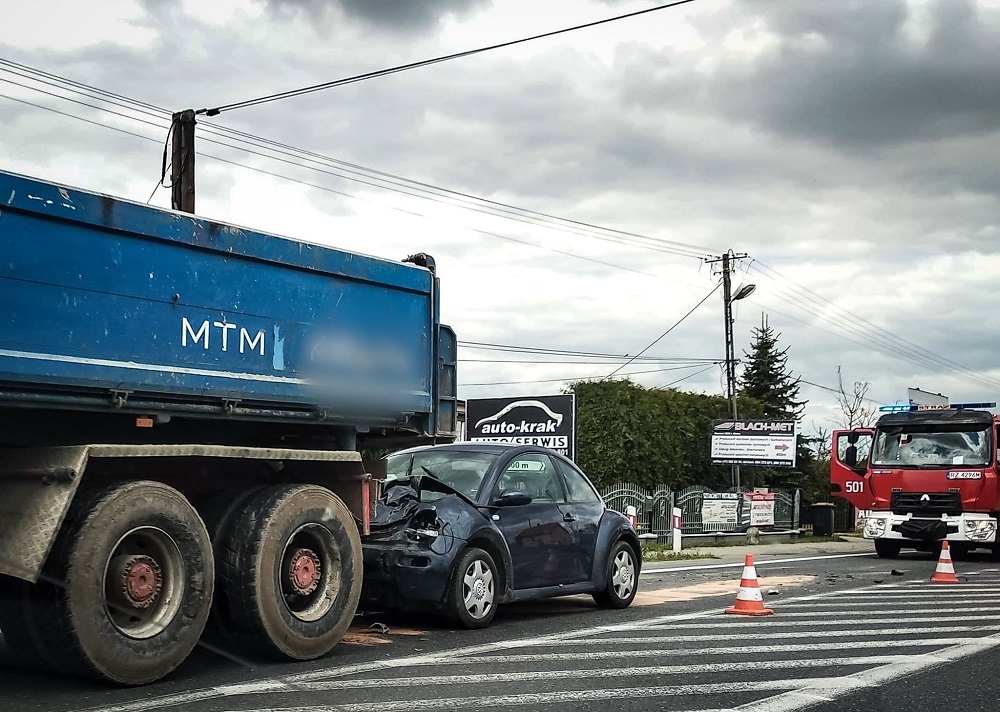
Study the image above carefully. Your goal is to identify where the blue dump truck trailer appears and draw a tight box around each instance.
[0,169,457,685]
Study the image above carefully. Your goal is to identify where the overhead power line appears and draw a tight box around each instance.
[459,358,716,365]
[0,59,716,276]
[605,280,723,379]
[7,59,996,395]
[0,84,654,276]
[654,364,719,390]
[460,362,715,387]
[199,0,700,116]
[748,261,1000,391]
[458,340,721,362]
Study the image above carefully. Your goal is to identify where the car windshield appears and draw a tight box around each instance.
[384,450,498,500]
[871,425,992,468]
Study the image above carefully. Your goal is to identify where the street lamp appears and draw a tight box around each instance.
[722,259,755,488]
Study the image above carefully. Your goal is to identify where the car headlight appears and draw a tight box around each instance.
[405,507,441,540]
[864,518,887,538]
[964,520,997,541]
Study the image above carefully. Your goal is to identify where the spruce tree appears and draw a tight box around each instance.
[738,314,808,491]
[738,314,804,420]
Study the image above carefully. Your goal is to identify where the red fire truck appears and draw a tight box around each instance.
[831,402,998,559]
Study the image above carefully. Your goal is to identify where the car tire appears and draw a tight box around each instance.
[446,547,498,629]
[593,540,638,609]
[874,540,902,559]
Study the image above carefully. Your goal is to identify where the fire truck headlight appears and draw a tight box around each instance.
[964,520,997,541]
[864,518,887,538]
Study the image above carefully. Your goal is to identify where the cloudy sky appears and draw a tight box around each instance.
[1,0,998,435]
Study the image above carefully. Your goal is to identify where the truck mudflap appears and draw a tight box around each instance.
[0,444,371,582]
[0,447,87,582]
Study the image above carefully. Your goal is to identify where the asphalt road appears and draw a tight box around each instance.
[4,543,1000,712]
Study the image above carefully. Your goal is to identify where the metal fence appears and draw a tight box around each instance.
[599,483,801,541]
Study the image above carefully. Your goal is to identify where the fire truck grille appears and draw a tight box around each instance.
[890,491,962,517]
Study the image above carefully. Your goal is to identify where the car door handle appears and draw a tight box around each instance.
[563,513,577,522]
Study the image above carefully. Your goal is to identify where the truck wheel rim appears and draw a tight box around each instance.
[103,527,185,640]
[462,559,494,620]
[281,523,341,622]
[612,549,634,600]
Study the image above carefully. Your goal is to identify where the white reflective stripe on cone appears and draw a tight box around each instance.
[736,587,764,602]
[937,562,956,574]
[741,566,757,580]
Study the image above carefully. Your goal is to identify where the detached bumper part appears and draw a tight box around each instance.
[897,519,951,542]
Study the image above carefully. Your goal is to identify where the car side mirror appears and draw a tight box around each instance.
[494,489,532,507]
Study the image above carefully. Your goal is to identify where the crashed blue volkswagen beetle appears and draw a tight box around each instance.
[360,443,641,628]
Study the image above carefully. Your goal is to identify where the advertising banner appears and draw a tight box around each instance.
[465,394,576,459]
[745,491,776,527]
[701,492,740,528]
[711,420,797,467]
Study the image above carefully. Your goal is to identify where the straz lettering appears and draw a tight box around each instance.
[181,317,266,356]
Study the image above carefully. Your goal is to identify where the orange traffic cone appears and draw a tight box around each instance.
[725,554,774,616]
[931,541,960,584]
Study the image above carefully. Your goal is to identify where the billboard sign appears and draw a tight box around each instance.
[465,395,576,459]
[711,420,797,467]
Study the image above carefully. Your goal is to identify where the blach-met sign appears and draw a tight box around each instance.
[711,420,797,468]
[466,395,576,460]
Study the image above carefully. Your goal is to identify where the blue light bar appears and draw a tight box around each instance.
[878,402,997,413]
[948,402,997,410]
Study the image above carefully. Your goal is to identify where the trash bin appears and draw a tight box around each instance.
[811,502,836,537]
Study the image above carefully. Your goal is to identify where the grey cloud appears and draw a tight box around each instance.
[4,0,1000,424]
[625,0,1000,151]
[264,0,491,32]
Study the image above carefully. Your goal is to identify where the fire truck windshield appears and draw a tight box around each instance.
[871,425,992,468]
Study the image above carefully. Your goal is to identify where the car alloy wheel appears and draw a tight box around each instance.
[463,558,495,620]
[447,547,499,629]
[594,540,639,609]
[611,548,635,601]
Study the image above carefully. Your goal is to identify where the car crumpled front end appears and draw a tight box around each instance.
[360,475,477,611]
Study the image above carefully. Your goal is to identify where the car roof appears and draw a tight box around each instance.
[386,442,563,458]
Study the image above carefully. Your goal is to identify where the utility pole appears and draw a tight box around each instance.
[704,250,752,489]
[170,109,197,214]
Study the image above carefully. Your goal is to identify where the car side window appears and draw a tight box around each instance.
[555,459,602,504]
[494,453,567,504]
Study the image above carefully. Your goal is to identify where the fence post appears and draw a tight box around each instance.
[793,489,801,530]
[672,507,683,552]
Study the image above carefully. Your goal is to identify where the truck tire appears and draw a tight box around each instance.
[214,484,362,660]
[949,544,970,561]
[874,540,902,559]
[26,482,213,685]
[0,575,46,666]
